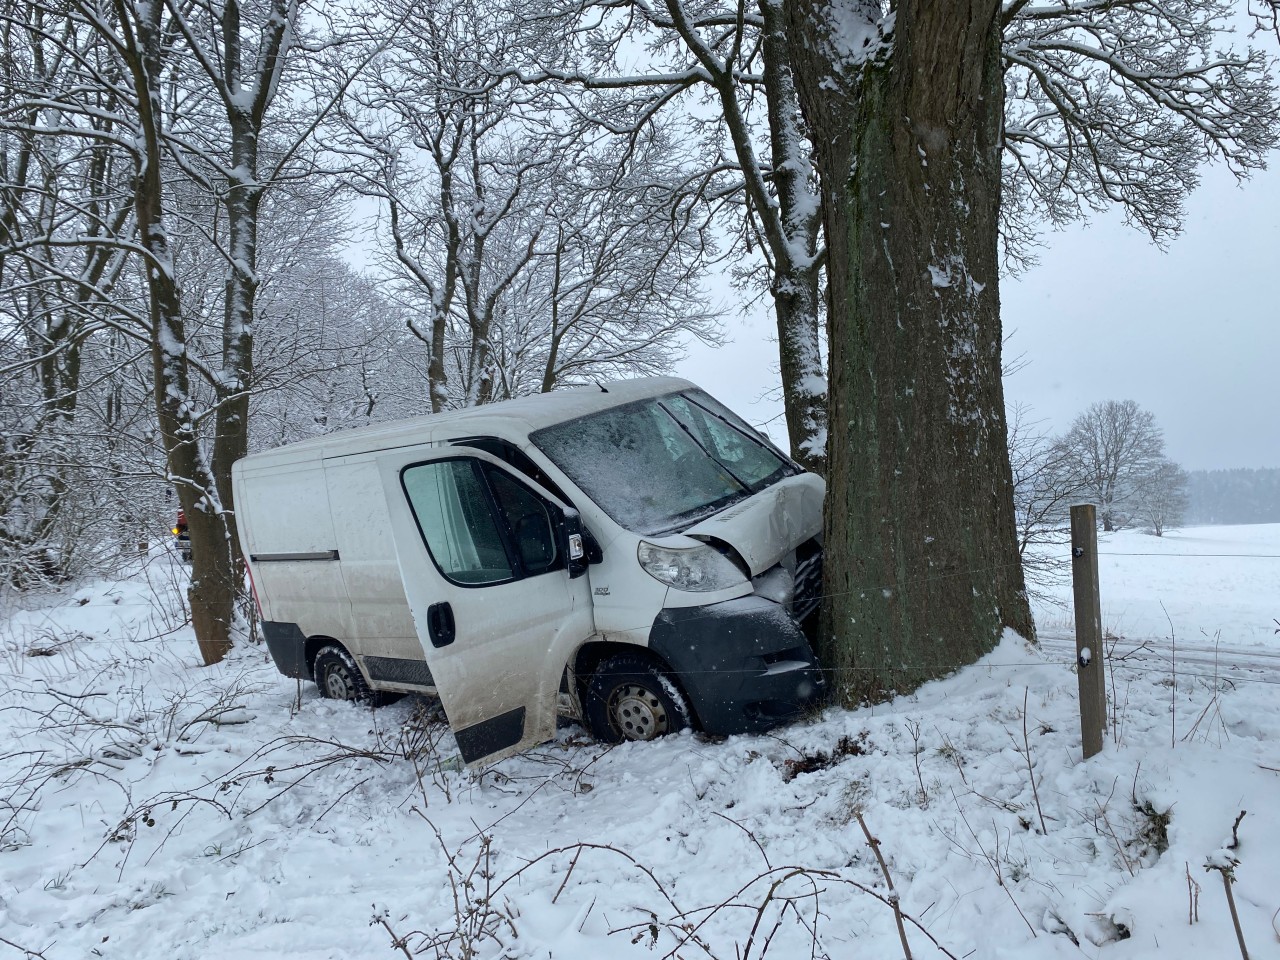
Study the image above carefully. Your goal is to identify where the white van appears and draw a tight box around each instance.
[233,377,825,765]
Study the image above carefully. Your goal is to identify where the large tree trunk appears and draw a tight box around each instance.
[787,0,1033,702]
[210,0,287,589]
[116,0,235,666]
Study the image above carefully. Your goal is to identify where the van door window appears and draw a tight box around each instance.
[402,460,515,585]
[450,436,571,503]
[401,458,564,585]
[486,468,559,577]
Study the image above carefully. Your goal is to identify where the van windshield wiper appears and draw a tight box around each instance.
[657,402,753,492]
[681,394,798,488]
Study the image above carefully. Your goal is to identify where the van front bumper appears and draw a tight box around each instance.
[648,595,825,736]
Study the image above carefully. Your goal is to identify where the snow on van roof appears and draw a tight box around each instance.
[235,376,696,469]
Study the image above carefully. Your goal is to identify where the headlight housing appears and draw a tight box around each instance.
[637,540,747,593]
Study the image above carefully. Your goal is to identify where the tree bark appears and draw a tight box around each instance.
[114,0,235,665]
[787,0,1033,702]
[758,0,827,473]
[212,0,259,583]
[771,271,826,469]
[207,0,291,588]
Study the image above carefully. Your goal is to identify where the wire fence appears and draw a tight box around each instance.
[1096,551,1280,558]
[636,661,1280,685]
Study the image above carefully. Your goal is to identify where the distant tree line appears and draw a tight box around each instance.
[1184,469,1280,525]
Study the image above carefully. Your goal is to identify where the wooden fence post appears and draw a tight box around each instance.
[1071,504,1107,760]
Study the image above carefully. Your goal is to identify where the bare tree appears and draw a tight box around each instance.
[77,0,243,664]
[0,0,375,663]
[1059,399,1168,532]
[340,0,547,410]
[250,242,429,446]
[1007,404,1088,600]
[150,1,381,660]
[785,1,1034,700]
[160,0,302,593]
[499,134,723,396]
[340,0,721,410]
[0,5,137,582]
[1139,458,1189,537]
[505,0,1280,480]
[507,0,828,469]
[1001,0,1280,265]
[779,0,1278,700]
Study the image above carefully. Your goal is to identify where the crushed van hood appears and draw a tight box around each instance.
[683,473,824,576]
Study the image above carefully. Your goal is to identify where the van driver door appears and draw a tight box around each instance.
[378,447,594,766]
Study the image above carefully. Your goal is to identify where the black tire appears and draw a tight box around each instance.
[313,645,377,704]
[584,654,692,744]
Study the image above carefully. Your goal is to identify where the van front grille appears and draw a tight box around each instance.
[791,538,823,622]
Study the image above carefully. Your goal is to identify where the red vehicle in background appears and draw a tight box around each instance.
[173,509,192,562]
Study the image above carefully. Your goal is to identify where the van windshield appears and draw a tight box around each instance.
[530,390,798,535]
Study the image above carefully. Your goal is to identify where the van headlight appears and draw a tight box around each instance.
[637,540,747,593]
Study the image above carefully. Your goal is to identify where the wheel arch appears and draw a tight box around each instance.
[305,634,350,676]
[571,640,702,730]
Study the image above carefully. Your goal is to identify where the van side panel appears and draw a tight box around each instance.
[238,461,354,646]
[322,456,424,668]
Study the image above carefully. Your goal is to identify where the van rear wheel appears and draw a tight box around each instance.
[313,645,376,704]
[584,654,691,743]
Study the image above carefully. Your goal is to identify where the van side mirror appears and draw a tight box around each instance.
[581,527,603,565]
[562,509,589,579]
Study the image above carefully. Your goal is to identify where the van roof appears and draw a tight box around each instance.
[235,376,696,470]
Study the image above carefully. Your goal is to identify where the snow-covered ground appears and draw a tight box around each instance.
[2,525,1277,959]
[1039,523,1280,647]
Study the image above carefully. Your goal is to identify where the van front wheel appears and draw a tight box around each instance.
[584,655,691,743]
[313,645,375,704]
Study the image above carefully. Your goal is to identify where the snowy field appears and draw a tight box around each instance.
[1038,523,1280,648]
[2,525,1278,959]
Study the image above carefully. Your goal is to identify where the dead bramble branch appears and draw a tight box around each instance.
[1204,810,1250,960]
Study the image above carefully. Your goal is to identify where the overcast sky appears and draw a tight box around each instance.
[679,160,1280,473]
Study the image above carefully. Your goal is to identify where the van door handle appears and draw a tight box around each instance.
[427,601,455,648]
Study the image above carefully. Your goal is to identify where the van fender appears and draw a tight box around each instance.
[571,638,688,723]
